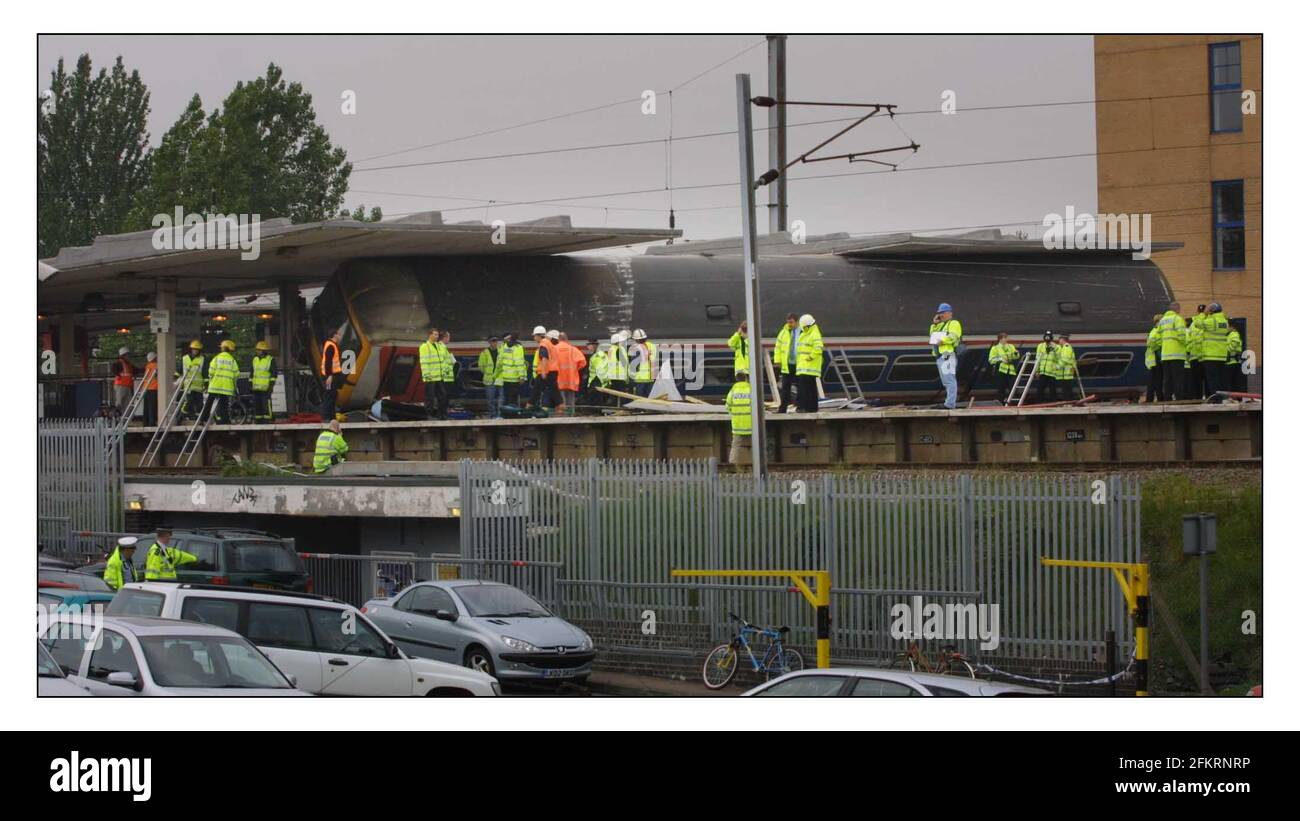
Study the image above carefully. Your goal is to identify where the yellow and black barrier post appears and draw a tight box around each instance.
[1041,558,1150,696]
[670,569,832,668]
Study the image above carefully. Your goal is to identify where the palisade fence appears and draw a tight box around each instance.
[37,419,125,560]
[459,459,1140,671]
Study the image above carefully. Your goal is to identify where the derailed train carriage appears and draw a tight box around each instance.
[307,233,1184,410]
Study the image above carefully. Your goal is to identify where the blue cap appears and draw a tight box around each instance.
[936,303,952,313]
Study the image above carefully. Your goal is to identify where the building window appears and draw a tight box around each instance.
[1212,180,1246,270]
[1210,42,1243,133]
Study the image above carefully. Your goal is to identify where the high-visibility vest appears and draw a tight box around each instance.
[929,319,963,356]
[987,342,1020,376]
[103,547,137,591]
[773,326,795,375]
[1056,343,1077,380]
[440,344,455,382]
[632,341,657,383]
[113,357,135,387]
[795,325,824,377]
[1201,312,1230,362]
[143,361,158,391]
[478,348,504,387]
[181,354,207,392]
[588,350,610,385]
[419,340,444,383]
[725,381,752,435]
[321,339,342,376]
[1145,327,1161,369]
[313,429,349,473]
[553,341,586,392]
[144,542,197,581]
[533,340,557,377]
[498,343,527,382]
[1226,328,1242,365]
[207,352,239,396]
[606,344,629,381]
[251,354,275,391]
[1186,321,1204,361]
[727,332,750,375]
[1157,311,1187,361]
[1036,342,1059,379]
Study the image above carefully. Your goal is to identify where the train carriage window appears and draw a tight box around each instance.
[705,305,731,321]
[703,361,738,387]
[887,355,940,383]
[380,354,417,395]
[845,354,888,385]
[1075,352,1133,379]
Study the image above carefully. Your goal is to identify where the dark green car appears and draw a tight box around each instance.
[89,529,312,592]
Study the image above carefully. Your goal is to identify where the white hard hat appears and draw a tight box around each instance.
[118,346,130,356]
[799,314,816,328]
[532,325,547,336]
[547,329,560,340]
[117,536,138,548]
[146,352,157,362]
[632,328,647,341]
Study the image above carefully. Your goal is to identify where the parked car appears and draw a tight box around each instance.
[38,641,91,697]
[741,667,1050,697]
[363,580,594,685]
[38,586,115,614]
[38,568,114,593]
[108,583,498,696]
[81,529,311,592]
[40,615,308,696]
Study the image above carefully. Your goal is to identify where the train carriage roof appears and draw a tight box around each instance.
[37,212,681,315]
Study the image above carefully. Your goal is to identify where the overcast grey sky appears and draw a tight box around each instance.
[38,34,1098,243]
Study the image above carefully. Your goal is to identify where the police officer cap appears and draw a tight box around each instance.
[1043,331,1054,341]
[117,536,138,548]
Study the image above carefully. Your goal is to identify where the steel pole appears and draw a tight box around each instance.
[736,73,767,479]
[1200,550,1211,694]
[766,35,788,234]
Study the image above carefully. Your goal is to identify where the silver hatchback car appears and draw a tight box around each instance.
[363,580,594,684]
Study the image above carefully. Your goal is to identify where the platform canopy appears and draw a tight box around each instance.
[38,212,680,315]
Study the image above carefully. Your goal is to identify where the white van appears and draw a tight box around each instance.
[108,583,499,696]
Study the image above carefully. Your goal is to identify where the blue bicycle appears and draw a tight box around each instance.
[702,613,805,689]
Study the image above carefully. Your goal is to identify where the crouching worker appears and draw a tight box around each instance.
[313,419,349,474]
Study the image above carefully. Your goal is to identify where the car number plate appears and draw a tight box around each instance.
[542,668,576,679]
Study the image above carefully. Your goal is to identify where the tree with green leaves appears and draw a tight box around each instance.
[38,55,152,258]
[339,204,383,222]
[130,63,351,227]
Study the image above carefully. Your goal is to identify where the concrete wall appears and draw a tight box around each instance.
[1095,35,1263,366]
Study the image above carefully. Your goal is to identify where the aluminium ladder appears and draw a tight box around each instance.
[105,374,152,453]
[138,367,198,467]
[1005,351,1039,407]
[826,348,866,403]
[1005,350,1088,407]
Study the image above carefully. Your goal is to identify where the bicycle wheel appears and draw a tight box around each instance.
[702,644,740,689]
[228,399,251,426]
[766,648,805,680]
[942,657,978,680]
[888,654,918,672]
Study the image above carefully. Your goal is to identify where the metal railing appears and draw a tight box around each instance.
[460,459,1141,666]
[37,419,125,558]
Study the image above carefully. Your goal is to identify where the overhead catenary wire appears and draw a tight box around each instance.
[352,37,765,166]
[367,141,1260,217]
